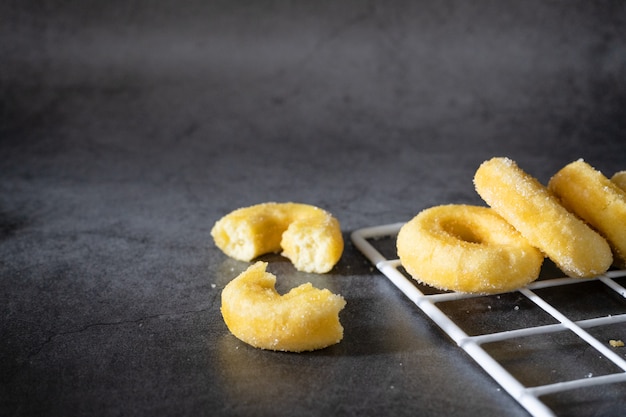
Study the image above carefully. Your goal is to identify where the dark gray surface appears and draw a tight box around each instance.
[2,1,626,416]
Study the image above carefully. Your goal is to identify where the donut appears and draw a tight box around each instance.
[611,171,626,192]
[396,204,543,294]
[548,159,626,268]
[211,202,343,273]
[221,261,346,352]
[474,157,613,278]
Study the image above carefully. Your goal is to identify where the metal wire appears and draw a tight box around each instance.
[351,223,626,417]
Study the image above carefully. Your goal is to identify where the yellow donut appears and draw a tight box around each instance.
[396,204,543,294]
[548,159,626,268]
[474,157,612,278]
[211,202,343,273]
[612,171,626,192]
[221,261,346,352]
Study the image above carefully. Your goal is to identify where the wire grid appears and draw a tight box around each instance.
[351,222,626,417]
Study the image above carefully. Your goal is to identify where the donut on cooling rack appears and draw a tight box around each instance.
[397,204,544,294]
[611,171,626,193]
[474,157,613,278]
[549,159,626,268]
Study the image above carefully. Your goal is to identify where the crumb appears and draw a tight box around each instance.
[609,339,624,348]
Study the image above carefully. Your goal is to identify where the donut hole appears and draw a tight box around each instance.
[441,219,485,245]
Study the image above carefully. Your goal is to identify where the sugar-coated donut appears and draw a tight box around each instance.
[211,202,343,273]
[548,159,626,268]
[612,171,626,192]
[221,261,346,352]
[474,157,612,278]
[397,204,543,294]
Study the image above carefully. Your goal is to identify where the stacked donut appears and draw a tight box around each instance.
[397,157,626,294]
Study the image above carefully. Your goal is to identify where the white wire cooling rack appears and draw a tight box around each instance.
[351,222,626,417]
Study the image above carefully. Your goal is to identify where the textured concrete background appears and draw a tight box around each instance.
[2,1,626,416]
